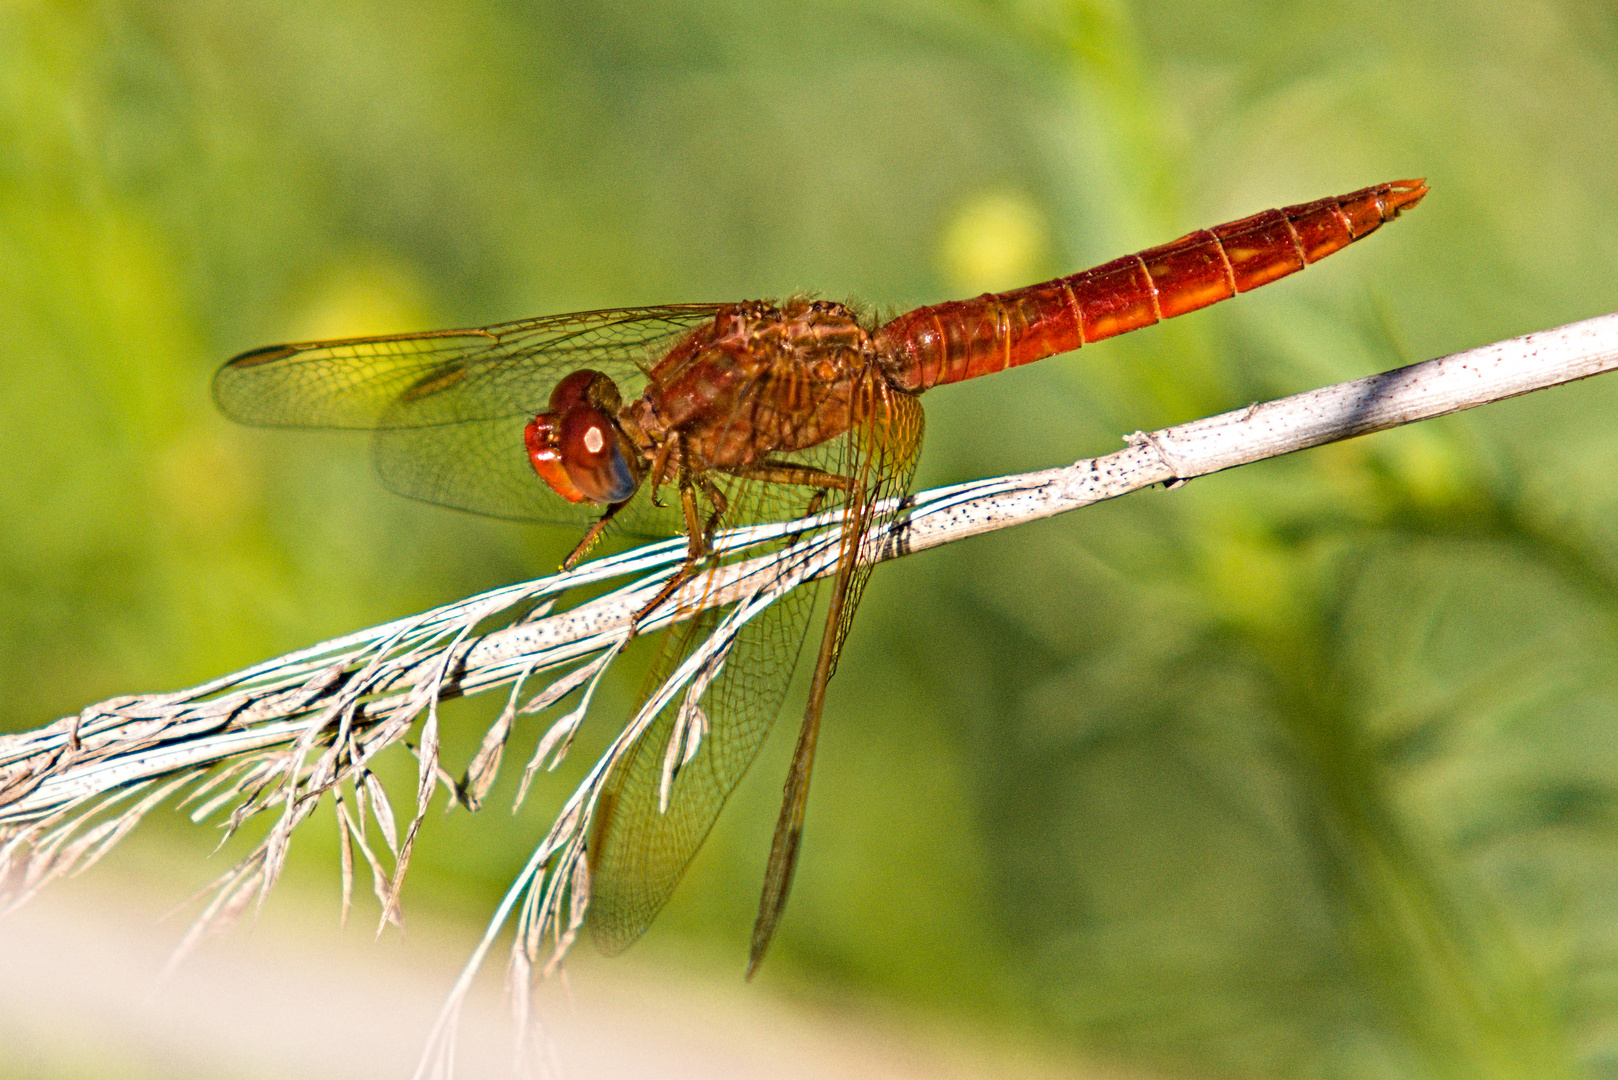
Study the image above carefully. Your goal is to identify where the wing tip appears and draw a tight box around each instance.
[223,342,302,369]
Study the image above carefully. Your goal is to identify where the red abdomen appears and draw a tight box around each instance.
[874,179,1427,392]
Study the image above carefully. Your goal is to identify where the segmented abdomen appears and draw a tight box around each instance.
[874,179,1427,393]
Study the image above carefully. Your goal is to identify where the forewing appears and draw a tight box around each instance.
[212,306,724,521]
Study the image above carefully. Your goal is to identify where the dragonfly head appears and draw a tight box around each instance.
[524,370,643,505]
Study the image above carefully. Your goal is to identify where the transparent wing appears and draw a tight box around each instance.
[746,381,924,971]
[212,306,725,522]
[585,378,925,957]
[583,453,834,955]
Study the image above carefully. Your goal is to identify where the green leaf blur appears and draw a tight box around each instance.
[5,0,1618,1077]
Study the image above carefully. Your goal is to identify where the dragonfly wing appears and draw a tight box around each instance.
[584,466,830,954]
[369,414,559,521]
[212,306,725,521]
[585,381,925,963]
[747,379,924,975]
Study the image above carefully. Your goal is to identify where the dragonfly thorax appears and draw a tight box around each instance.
[621,298,878,479]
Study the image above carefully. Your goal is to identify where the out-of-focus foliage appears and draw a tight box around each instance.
[4,0,1618,1077]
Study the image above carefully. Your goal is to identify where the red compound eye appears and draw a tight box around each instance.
[557,404,640,504]
[524,412,587,503]
[524,370,641,505]
[547,368,598,413]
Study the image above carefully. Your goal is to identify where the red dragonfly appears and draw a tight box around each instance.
[214,179,1426,974]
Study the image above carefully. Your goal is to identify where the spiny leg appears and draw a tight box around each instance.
[633,439,714,624]
[699,475,729,543]
[725,459,851,493]
[787,490,830,547]
[562,498,630,570]
[632,459,849,625]
[724,459,850,546]
[646,436,677,509]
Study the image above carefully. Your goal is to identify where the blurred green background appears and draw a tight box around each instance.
[6,0,1618,1077]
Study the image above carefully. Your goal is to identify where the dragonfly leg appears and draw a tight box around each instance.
[698,476,729,544]
[724,459,851,492]
[561,498,629,570]
[632,442,716,625]
[795,489,828,535]
[646,436,678,509]
[725,460,851,546]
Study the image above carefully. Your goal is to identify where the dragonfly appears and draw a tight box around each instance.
[214,179,1427,975]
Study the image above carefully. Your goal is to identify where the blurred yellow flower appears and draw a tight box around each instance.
[937,190,1050,295]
